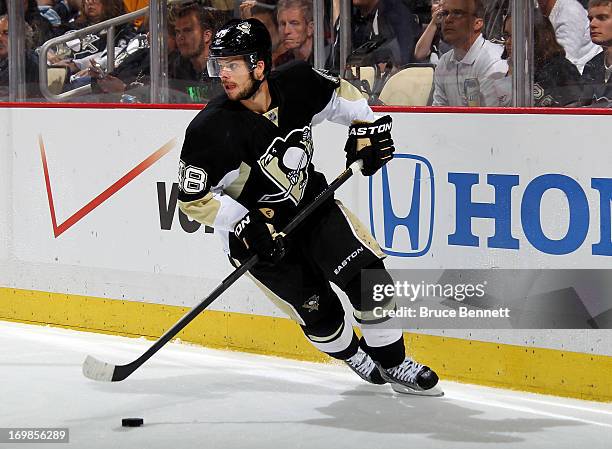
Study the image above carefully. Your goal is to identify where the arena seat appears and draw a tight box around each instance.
[378,64,435,106]
[47,67,68,95]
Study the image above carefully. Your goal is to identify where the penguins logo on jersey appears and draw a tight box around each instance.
[302,295,320,312]
[73,34,101,59]
[258,126,313,206]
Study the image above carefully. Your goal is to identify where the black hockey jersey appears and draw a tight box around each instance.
[178,61,374,250]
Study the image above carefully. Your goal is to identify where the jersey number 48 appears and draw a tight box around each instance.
[178,160,208,194]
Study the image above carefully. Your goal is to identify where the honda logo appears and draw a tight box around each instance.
[369,154,435,257]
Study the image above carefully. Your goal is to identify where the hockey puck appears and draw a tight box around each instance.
[121,418,144,427]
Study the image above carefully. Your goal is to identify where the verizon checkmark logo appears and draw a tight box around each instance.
[39,135,175,238]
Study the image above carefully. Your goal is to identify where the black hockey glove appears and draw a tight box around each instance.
[234,209,286,264]
[344,115,395,176]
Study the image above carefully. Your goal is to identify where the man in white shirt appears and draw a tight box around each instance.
[539,0,602,73]
[432,0,508,106]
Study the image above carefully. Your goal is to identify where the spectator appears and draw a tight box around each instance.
[0,0,55,46]
[37,0,64,29]
[71,0,128,30]
[91,17,163,100]
[328,0,421,72]
[27,0,55,45]
[52,0,135,82]
[51,0,81,25]
[273,0,314,67]
[538,0,601,73]
[493,13,582,107]
[94,3,222,103]
[431,0,507,106]
[0,14,41,99]
[168,3,223,102]
[581,0,612,104]
[240,0,287,65]
[414,0,452,64]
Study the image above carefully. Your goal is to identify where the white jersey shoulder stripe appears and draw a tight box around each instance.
[313,79,375,126]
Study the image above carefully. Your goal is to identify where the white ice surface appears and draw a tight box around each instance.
[1,321,611,449]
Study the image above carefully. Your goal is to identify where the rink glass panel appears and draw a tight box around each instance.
[1,0,602,108]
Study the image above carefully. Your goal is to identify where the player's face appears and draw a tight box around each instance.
[277,7,312,50]
[218,57,256,100]
[589,5,612,46]
[0,18,8,60]
[175,13,206,59]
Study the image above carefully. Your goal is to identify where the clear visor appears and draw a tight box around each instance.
[206,53,258,77]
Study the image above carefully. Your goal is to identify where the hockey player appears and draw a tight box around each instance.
[177,18,441,396]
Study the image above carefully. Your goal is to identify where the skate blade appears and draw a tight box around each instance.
[390,382,444,397]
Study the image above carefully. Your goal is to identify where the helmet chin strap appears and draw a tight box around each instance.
[239,72,265,101]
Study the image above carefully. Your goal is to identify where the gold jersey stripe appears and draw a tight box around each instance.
[337,79,369,102]
[353,298,397,323]
[179,192,220,227]
[335,200,386,259]
[224,162,251,199]
[263,107,279,126]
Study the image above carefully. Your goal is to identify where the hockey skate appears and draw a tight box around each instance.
[377,357,444,397]
[345,347,387,385]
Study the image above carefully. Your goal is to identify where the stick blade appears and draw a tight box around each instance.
[82,355,117,382]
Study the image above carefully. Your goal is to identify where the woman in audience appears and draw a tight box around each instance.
[414,0,451,64]
[494,12,582,106]
[53,0,135,82]
[71,0,126,29]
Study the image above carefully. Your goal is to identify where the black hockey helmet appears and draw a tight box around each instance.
[207,18,272,77]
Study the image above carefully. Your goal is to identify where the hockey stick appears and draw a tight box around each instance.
[83,159,364,382]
